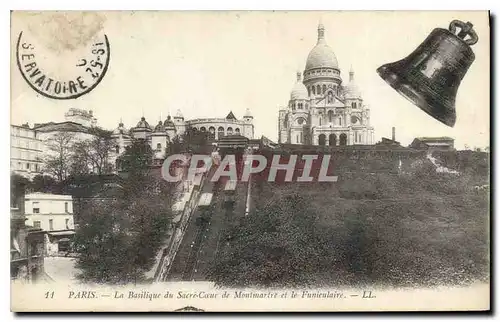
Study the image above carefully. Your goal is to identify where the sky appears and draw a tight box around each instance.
[11,11,490,149]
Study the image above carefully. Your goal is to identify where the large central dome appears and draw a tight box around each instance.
[304,24,339,71]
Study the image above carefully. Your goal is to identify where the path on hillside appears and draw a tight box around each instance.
[165,151,252,282]
[165,167,217,281]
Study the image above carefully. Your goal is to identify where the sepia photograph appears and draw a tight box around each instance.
[9,10,490,312]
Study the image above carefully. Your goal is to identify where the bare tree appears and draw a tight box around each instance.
[72,128,116,175]
[43,132,75,182]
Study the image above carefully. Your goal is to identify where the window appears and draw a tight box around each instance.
[32,202,40,214]
[312,86,316,95]
[352,102,357,109]
[64,202,68,213]
[217,126,225,138]
[298,103,303,109]
[208,127,216,140]
[65,218,70,229]
[319,117,322,126]
[296,134,300,144]
[115,145,120,154]
[322,84,327,94]
[33,221,41,229]
[26,163,30,170]
[300,132,303,144]
[339,117,342,126]
[328,110,334,123]
[156,143,162,152]
[227,127,233,135]
[49,219,54,231]
[316,85,321,95]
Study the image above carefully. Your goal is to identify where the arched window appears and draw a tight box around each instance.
[328,110,334,123]
[227,127,233,135]
[329,134,337,146]
[316,85,321,95]
[235,128,240,135]
[217,126,225,139]
[312,86,316,95]
[115,145,120,154]
[322,84,327,94]
[156,143,162,152]
[318,134,326,146]
[200,126,206,132]
[307,87,311,96]
[208,126,216,140]
[340,133,347,146]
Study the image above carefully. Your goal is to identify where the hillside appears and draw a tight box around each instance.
[209,150,490,288]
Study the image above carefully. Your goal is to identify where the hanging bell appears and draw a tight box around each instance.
[377,20,479,127]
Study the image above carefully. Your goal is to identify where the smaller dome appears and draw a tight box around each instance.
[136,117,151,129]
[164,115,176,129]
[344,68,362,99]
[244,108,253,118]
[174,109,184,119]
[154,121,165,132]
[290,72,308,100]
[113,122,128,135]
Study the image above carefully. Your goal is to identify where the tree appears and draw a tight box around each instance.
[30,174,59,193]
[11,173,30,207]
[43,132,75,182]
[73,139,176,284]
[208,191,327,288]
[117,139,154,183]
[167,128,211,155]
[72,128,116,176]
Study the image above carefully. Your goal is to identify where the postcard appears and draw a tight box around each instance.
[10,11,490,312]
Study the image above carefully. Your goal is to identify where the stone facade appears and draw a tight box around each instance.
[112,109,254,161]
[11,107,254,178]
[278,23,375,146]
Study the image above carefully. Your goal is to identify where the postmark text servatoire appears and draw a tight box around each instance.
[16,31,110,100]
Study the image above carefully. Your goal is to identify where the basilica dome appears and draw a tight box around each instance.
[304,24,339,71]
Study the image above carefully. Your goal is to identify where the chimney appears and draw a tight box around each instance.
[392,127,396,142]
